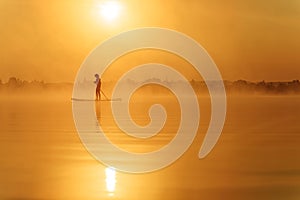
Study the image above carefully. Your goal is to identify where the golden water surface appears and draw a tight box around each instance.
[0,95,299,200]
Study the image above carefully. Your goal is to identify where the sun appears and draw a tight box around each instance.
[99,1,122,22]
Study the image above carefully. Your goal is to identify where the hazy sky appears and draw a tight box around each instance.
[0,0,299,82]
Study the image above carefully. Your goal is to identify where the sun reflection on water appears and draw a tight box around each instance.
[105,167,117,195]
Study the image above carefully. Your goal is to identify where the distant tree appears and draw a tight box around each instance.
[290,80,300,93]
[190,79,196,89]
[235,80,248,85]
[8,77,18,88]
[277,82,288,94]
[232,80,248,93]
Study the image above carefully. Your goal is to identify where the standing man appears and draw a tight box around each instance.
[94,74,101,101]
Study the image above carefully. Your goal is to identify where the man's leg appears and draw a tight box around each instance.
[96,91,99,100]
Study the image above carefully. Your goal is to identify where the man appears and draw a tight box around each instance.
[94,74,101,101]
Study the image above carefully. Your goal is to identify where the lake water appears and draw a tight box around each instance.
[0,95,299,200]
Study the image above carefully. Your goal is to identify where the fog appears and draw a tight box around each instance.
[1,77,300,102]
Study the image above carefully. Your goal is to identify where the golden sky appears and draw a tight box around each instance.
[0,0,299,82]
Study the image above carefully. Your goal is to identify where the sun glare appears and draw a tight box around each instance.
[105,167,116,195]
[99,1,122,22]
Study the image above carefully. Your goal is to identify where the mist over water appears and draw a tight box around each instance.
[0,86,300,199]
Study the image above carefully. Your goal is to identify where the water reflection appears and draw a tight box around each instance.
[105,167,116,196]
[95,101,101,122]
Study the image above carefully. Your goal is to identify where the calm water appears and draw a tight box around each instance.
[0,96,300,200]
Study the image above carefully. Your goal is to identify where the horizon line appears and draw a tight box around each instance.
[1,77,300,84]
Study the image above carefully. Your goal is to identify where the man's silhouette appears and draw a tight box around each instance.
[94,74,101,101]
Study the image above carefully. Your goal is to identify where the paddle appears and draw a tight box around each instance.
[100,90,109,100]
[100,90,122,101]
